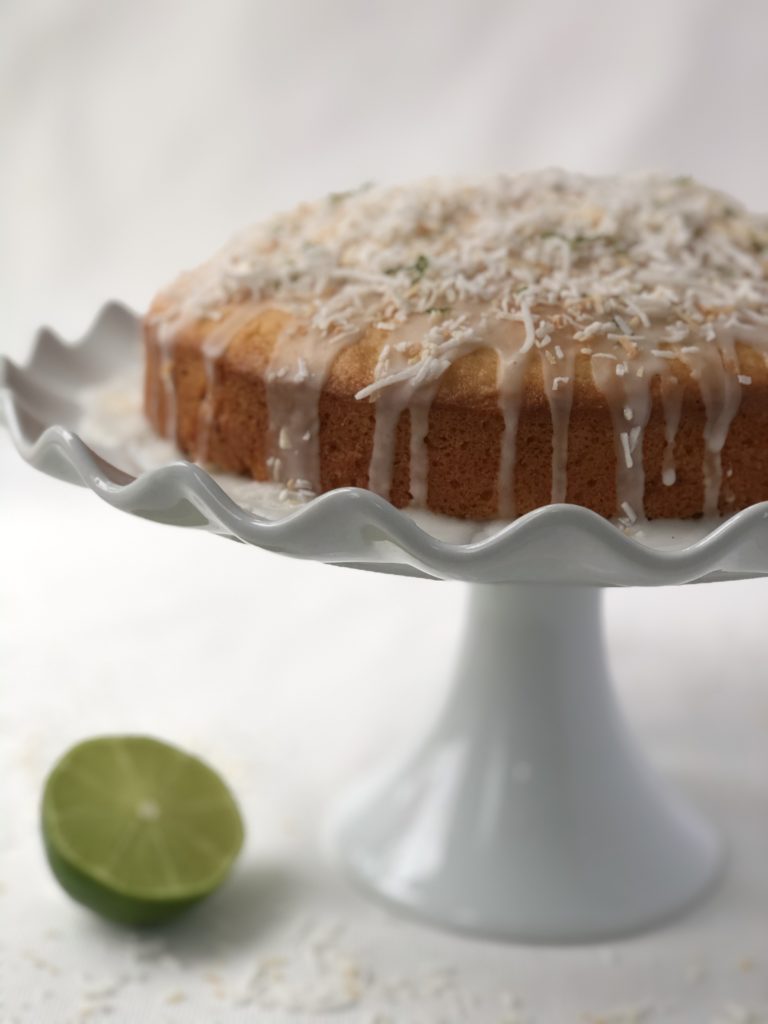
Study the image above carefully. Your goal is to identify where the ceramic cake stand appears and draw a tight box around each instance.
[5,304,768,943]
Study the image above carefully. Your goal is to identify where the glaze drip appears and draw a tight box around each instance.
[196,305,259,463]
[154,322,177,442]
[660,373,683,487]
[359,312,482,502]
[678,340,742,516]
[265,321,360,495]
[488,319,531,517]
[539,339,577,504]
[495,353,530,517]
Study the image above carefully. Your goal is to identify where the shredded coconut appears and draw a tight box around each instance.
[152,171,768,401]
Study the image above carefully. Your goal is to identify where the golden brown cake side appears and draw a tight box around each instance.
[144,303,768,520]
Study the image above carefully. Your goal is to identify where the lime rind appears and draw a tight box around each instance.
[42,834,206,926]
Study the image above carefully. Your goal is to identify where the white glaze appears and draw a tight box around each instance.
[678,336,742,517]
[264,318,361,495]
[539,338,577,504]
[154,321,177,442]
[196,304,260,463]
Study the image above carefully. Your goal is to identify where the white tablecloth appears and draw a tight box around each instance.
[2,2,768,1020]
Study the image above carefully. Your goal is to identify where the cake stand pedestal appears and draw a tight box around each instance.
[333,582,719,942]
[6,303,767,944]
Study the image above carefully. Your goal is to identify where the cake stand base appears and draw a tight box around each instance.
[334,583,721,943]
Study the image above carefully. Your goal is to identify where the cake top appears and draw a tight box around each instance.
[155,171,768,374]
[147,172,768,525]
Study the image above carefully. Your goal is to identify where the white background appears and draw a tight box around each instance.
[1,1,768,1021]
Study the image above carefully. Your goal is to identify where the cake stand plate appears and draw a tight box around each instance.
[4,303,767,943]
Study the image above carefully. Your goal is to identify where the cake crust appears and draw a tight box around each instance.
[144,302,768,520]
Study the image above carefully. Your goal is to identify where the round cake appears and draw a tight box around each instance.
[144,172,768,523]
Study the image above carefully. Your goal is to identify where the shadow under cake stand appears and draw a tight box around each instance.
[6,303,768,942]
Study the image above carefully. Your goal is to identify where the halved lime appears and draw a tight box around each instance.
[41,735,245,926]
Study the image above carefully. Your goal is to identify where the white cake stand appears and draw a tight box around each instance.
[5,303,768,943]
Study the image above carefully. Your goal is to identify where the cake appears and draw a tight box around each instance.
[144,172,768,523]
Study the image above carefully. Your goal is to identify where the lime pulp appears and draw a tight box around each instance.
[41,735,245,925]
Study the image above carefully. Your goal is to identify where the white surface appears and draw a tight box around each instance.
[2,0,768,1019]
